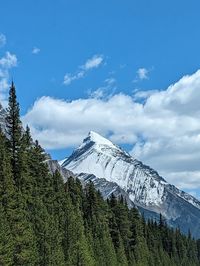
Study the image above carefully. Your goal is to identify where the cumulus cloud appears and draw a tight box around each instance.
[23,94,137,150]
[0,52,18,106]
[32,47,40,54]
[23,70,200,192]
[0,34,6,48]
[63,54,104,85]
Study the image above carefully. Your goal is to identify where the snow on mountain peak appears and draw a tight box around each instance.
[80,131,116,149]
[61,131,200,215]
[59,131,200,238]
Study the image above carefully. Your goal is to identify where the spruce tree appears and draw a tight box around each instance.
[6,81,22,186]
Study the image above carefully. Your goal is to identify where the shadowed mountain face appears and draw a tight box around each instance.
[60,131,200,238]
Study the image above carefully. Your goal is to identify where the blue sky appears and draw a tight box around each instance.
[1,0,200,197]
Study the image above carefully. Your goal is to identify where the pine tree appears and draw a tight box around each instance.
[5,83,38,265]
[6,81,22,185]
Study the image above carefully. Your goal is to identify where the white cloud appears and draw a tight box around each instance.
[23,70,200,192]
[0,34,6,48]
[82,55,104,70]
[23,94,137,150]
[0,52,18,106]
[32,47,40,54]
[134,67,151,83]
[63,55,104,86]
[0,52,17,68]
[63,73,76,86]
[137,68,149,80]
[63,71,84,85]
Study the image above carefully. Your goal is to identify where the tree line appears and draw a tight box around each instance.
[0,82,200,265]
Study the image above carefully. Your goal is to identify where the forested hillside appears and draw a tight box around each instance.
[0,82,200,265]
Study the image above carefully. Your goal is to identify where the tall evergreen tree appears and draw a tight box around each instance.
[6,81,22,185]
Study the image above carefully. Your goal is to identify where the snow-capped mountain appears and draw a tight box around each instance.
[61,131,200,238]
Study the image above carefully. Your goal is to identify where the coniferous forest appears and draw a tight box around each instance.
[0,82,200,266]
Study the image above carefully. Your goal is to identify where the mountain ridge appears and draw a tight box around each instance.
[61,131,200,238]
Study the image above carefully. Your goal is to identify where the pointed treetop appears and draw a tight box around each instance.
[11,79,15,88]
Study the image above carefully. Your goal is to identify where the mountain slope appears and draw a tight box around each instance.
[61,131,200,238]
[47,159,161,222]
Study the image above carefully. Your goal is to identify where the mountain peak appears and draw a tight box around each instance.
[61,131,200,239]
[85,131,115,148]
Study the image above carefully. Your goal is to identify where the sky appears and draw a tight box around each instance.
[1,0,200,197]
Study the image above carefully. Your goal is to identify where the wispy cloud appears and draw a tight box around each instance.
[89,88,105,99]
[87,76,116,99]
[137,68,149,80]
[133,67,151,83]
[82,55,104,70]
[0,34,6,48]
[63,71,84,86]
[0,52,18,106]
[32,47,41,54]
[63,54,104,86]
[105,77,116,85]
[0,52,17,68]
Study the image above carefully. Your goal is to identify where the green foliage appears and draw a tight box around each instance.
[0,203,13,266]
[0,82,199,265]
